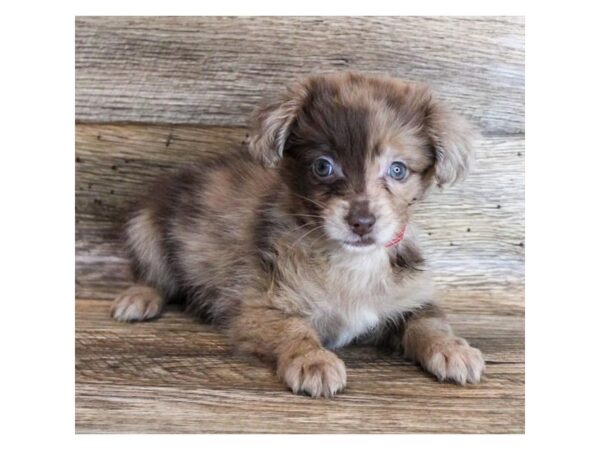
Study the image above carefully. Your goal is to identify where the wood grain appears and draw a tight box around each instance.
[74,16,525,434]
[75,16,524,134]
[75,123,524,314]
[76,299,524,433]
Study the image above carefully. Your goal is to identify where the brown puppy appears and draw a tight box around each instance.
[111,72,485,397]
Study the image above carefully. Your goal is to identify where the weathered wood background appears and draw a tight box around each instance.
[75,16,525,433]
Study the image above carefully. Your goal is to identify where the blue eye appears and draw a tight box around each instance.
[388,161,408,181]
[313,157,335,179]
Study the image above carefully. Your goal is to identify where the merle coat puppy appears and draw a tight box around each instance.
[111,72,485,397]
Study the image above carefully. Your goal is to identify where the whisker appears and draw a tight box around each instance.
[291,193,328,210]
[288,224,327,250]
[252,206,323,221]
[283,220,317,236]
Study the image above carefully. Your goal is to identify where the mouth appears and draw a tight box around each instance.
[343,237,376,248]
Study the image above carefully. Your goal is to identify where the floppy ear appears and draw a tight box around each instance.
[423,92,477,187]
[247,82,308,167]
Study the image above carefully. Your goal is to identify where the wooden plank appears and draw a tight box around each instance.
[75,299,524,433]
[75,16,524,134]
[75,124,524,314]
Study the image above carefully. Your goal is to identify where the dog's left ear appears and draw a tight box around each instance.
[247,81,308,167]
[421,90,477,187]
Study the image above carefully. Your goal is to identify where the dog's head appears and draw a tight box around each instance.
[248,72,475,251]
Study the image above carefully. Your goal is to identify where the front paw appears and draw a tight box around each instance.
[415,336,485,385]
[277,348,347,397]
[111,286,164,322]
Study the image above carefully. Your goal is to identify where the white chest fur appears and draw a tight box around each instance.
[316,305,381,348]
[307,245,433,348]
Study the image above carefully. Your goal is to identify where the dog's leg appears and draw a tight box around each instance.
[366,303,485,384]
[400,303,485,384]
[111,285,167,322]
[229,305,347,397]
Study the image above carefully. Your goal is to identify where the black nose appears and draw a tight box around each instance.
[346,201,376,237]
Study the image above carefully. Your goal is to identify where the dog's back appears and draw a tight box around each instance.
[125,150,278,321]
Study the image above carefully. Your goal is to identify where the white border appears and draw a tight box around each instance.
[3,1,600,448]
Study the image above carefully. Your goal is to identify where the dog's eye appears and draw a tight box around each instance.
[313,157,335,179]
[388,161,408,181]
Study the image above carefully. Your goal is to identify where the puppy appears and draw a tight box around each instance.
[111,72,485,397]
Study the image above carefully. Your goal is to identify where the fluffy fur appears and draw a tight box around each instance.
[112,72,485,397]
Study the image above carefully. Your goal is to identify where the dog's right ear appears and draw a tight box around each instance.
[247,81,308,167]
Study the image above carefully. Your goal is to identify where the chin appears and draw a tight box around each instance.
[342,241,378,252]
[339,234,378,250]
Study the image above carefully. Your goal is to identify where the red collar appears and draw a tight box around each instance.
[384,224,407,248]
